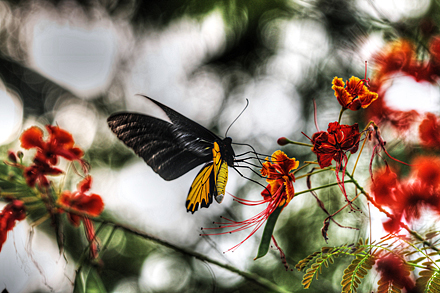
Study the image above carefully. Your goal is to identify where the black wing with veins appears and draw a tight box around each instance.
[107,96,220,181]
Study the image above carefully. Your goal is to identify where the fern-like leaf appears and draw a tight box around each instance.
[341,253,376,293]
[416,269,440,293]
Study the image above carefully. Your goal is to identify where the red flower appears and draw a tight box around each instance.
[371,156,440,232]
[20,125,84,165]
[376,254,415,292]
[23,159,63,187]
[59,176,104,259]
[332,76,378,111]
[419,113,440,149]
[311,122,360,169]
[202,151,298,251]
[370,166,400,208]
[20,125,86,188]
[0,200,26,252]
[59,176,104,226]
[310,122,361,209]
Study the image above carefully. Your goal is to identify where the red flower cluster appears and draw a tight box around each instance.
[59,176,104,258]
[332,76,378,111]
[419,112,440,149]
[0,200,26,251]
[366,36,440,132]
[20,125,85,188]
[202,151,298,251]
[376,254,416,293]
[371,156,440,233]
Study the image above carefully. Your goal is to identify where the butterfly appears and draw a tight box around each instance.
[107,95,235,213]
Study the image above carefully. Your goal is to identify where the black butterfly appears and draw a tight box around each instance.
[107,96,235,213]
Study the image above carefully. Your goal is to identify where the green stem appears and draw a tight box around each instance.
[338,107,346,124]
[283,139,313,148]
[295,167,333,180]
[294,180,352,196]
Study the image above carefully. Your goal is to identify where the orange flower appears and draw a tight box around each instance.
[332,76,378,110]
[374,39,415,78]
[260,150,298,206]
[202,151,298,251]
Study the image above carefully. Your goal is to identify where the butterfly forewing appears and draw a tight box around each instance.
[108,113,213,180]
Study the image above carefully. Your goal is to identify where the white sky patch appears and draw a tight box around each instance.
[265,19,329,85]
[384,75,440,113]
[356,0,431,23]
[128,11,226,121]
[139,252,191,292]
[53,100,98,150]
[30,19,117,98]
[358,32,386,66]
[222,77,302,144]
[0,88,23,145]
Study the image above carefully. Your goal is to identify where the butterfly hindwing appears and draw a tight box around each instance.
[186,142,230,213]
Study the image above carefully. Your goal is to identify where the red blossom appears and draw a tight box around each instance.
[310,122,361,209]
[332,76,378,111]
[419,113,440,149]
[20,125,86,188]
[371,156,440,232]
[20,125,84,165]
[0,200,26,252]
[23,159,63,188]
[59,176,103,259]
[376,254,416,292]
[370,166,401,208]
[202,151,298,252]
[311,122,360,169]
[59,176,104,226]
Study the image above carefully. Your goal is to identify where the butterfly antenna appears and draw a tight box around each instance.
[225,99,249,137]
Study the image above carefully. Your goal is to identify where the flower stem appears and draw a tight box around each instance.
[282,139,313,148]
[295,167,333,180]
[338,107,346,124]
[294,180,353,196]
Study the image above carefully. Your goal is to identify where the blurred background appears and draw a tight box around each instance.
[0,0,438,292]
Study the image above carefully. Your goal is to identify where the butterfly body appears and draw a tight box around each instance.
[107,96,235,213]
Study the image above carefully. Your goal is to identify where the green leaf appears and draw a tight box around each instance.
[74,266,107,293]
[254,206,283,260]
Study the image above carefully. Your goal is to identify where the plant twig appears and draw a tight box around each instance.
[55,204,290,293]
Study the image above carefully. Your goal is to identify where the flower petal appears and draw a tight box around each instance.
[20,126,45,150]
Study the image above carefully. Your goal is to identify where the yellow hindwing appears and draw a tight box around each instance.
[186,142,229,213]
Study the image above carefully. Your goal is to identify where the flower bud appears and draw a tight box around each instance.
[7,151,17,163]
[277,137,289,146]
